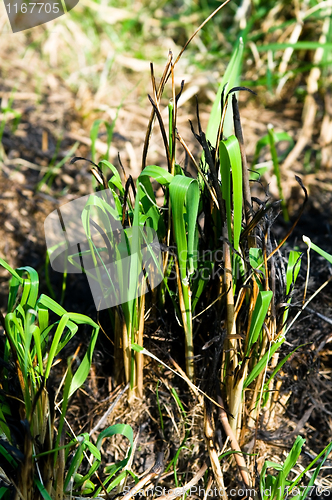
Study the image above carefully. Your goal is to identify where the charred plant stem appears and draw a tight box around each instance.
[142,53,173,171]
[147,95,172,172]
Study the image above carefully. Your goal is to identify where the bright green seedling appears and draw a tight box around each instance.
[245,291,273,358]
[90,114,119,165]
[37,141,79,193]
[303,236,332,265]
[219,135,243,251]
[267,124,289,221]
[252,126,294,221]
[283,250,302,330]
[0,90,21,160]
[206,36,244,144]
[93,423,134,495]
[0,258,99,499]
[260,437,332,500]
[252,130,294,173]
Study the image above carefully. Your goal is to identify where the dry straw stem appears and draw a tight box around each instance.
[55,433,65,500]
[216,393,252,490]
[204,403,228,500]
[141,0,232,171]
[157,463,208,500]
[89,384,129,437]
[282,8,331,171]
[121,454,164,500]
[222,221,240,436]
[276,0,311,94]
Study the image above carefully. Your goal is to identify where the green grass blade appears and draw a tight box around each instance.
[283,251,302,330]
[37,294,67,316]
[0,258,23,283]
[244,339,284,388]
[0,486,10,498]
[95,424,134,486]
[256,41,332,52]
[0,443,19,469]
[90,119,104,164]
[282,435,305,477]
[272,436,305,500]
[18,267,39,310]
[73,437,101,486]
[245,291,273,357]
[96,423,134,450]
[286,251,302,295]
[191,260,214,312]
[35,479,53,500]
[100,160,125,194]
[103,470,127,494]
[303,236,332,264]
[139,165,173,185]
[68,323,99,398]
[267,125,289,221]
[44,315,75,380]
[291,441,332,498]
[219,135,242,250]
[252,131,294,168]
[64,441,84,492]
[206,37,244,143]
[171,387,187,422]
[169,175,199,280]
[0,405,11,442]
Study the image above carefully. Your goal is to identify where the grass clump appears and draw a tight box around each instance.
[0,260,138,499]
[42,6,331,493]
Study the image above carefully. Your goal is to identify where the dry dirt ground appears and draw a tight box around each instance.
[1,10,332,497]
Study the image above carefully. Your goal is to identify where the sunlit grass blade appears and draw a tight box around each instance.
[244,339,284,389]
[252,130,294,170]
[303,236,332,264]
[261,343,307,407]
[36,142,79,193]
[289,441,332,499]
[169,175,199,380]
[245,291,273,357]
[267,124,289,221]
[169,176,199,280]
[219,135,242,250]
[206,37,244,143]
